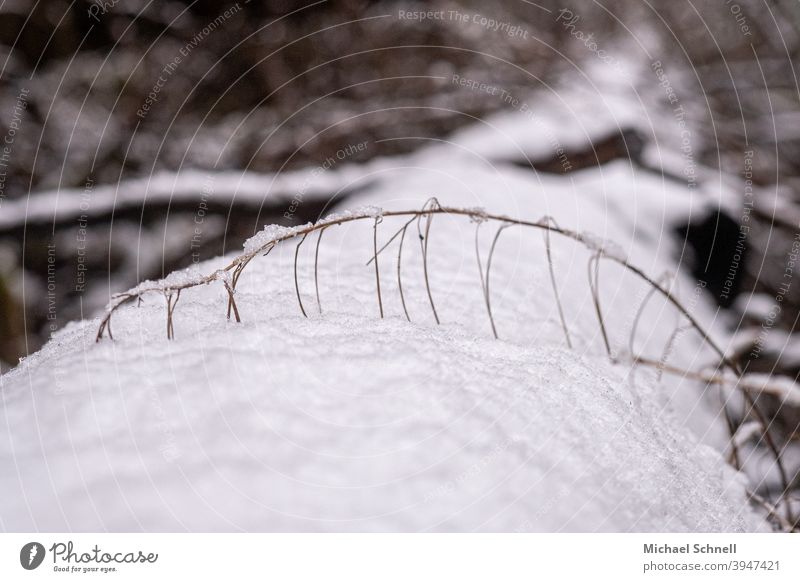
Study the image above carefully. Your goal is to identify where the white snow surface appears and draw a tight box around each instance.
[0,312,759,532]
[0,80,769,532]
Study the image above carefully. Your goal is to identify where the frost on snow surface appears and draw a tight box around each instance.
[0,87,767,532]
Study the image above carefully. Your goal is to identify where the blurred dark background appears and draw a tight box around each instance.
[1,0,800,381]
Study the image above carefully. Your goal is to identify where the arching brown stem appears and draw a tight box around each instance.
[294,233,309,318]
[373,216,384,319]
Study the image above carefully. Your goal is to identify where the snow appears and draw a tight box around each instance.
[0,206,766,531]
[0,165,374,230]
[0,307,761,532]
[738,374,800,408]
[0,77,773,532]
[578,231,627,262]
[242,223,304,255]
[731,326,800,371]
[240,206,384,255]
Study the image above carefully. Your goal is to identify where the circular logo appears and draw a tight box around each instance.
[20,542,45,570]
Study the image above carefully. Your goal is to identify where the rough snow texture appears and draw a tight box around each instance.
[0,311,759,532]
[1,204,765,531]
[0,78,769,532]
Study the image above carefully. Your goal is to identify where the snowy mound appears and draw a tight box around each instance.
[1,183,764,532]
[0,84,767,531]
[0,311,758,532]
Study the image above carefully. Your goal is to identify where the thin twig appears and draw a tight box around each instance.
[95,205,743,371]
[587,252,611,358]
[484,224,514,339]
[294,233,309,318]
[226,265,243,321]
[373,216,384,318]
[719,382,743,471]
[541,218,572,349]
[314,227,327,314]
[474,222,491,334]
[366,216,416,266]
[397,222,411,322]
[628,272,672,356]
[165,290,181,340]
[227,251,259,320]
[747,488,797,532]
[224,280,241,323]
[417,199,440,325]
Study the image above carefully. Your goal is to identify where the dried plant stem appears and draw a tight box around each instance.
[224,280,241,323]
[628,272,672,356]
[96,206,734,367]
[367,216,416,266]
[747,489,798,532]
[739,393,793,523]
[417,201,440,324]
[226,267,243,321]
[719,383,744,471]
[541,220,572,349]
[484,224,514,339]
[94,205,748,373]
[397,222,411,322]
[96,314,114,341]
[294,233,309,318]
[367,215,417,321]
[632,354,800,401]
[226,251,260,320]
[474,222,490,334]
[314,227,327,314]
[225,262,247,321]
[587,252,612,358]
[373,217,384,318]
[165,290,181,340]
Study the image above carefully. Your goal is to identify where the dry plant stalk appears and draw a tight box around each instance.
[540,217,572,349]
[93,200,798,529]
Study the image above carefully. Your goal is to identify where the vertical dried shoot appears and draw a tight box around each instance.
[294,233,310,318]
[373,216,384,318]
[540,218,572,349]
